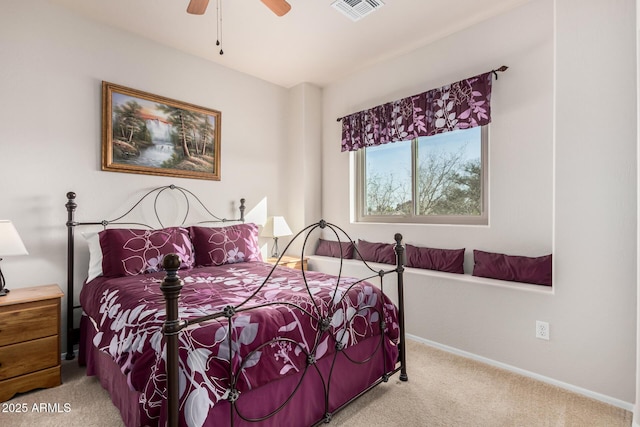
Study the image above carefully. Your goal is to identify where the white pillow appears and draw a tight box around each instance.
[82,232,103,282]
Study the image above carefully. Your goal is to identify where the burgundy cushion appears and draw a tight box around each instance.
[472,250,552,286]
[355,239,396,265]
[406,244,465,274]
[315,238,355,259]
[189,223,262,267]
[99,227,194,277]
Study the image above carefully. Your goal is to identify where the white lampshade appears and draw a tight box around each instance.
[261,216,292,238]
[0,220,28,256]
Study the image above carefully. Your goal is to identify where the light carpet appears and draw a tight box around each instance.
[1,340,632,426]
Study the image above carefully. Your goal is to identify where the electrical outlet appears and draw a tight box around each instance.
[536,321,550,340]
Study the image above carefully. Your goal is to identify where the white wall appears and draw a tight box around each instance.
[284,83,323,255]
[322,0,636,404]
[0,1,291,341]
[554,0,636,404]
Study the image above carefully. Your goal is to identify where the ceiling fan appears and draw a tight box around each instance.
[187,0,291,17]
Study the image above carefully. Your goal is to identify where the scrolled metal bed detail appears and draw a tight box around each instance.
[66,185,407,426]
[65,184,246,361]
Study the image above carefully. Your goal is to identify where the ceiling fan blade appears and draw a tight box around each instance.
[187,0,209,15]
[260,0,291,17]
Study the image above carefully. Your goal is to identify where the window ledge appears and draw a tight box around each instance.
[307,255,554,295]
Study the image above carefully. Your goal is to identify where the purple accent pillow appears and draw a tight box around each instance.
[99,227,194,277]
[315,238,355,259]
[355,239,396,265]
[472,250,552,286]
[189,223,262,267]
[406,244,464,274]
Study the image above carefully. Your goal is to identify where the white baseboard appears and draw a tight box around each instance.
[407,334,634,412]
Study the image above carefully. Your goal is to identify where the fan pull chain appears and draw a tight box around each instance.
[216,0,223,55]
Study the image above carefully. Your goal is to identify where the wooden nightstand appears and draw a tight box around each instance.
[266,255,308,270]
[0,284,64,402]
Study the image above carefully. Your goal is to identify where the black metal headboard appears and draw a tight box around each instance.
[64,184,245,360]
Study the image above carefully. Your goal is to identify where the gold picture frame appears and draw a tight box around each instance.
[102,82,221,181]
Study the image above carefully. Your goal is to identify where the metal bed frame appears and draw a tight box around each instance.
[65,184,407,426]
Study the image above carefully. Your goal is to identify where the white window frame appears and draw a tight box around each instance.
[355,126,488,225]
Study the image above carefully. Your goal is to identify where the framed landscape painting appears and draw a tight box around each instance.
[102,82,221,180]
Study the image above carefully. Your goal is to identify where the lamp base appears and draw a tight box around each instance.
[271,237,280,259]
[0,266,8,296]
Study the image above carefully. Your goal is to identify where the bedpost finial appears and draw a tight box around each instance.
[394,233,405,269]
[66,192,77,213]
[163,254,181,271]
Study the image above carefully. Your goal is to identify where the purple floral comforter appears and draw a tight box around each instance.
[80,261,399,427]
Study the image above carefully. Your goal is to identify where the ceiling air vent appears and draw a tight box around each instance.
[331,0,384,22]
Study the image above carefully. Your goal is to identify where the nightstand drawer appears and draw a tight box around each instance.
[0,301,59,346]
[0,336,59,381]
[0,366,61,402]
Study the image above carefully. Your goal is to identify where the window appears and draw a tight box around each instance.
[355,126,487,225]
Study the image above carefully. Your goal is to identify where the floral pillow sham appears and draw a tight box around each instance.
[84,224,264,282]
[98,227,194,278]
[189,223,262,267]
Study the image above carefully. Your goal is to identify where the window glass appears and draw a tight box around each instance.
[364,140,412,216]
[356,126,487,225]
[416,127,482,216]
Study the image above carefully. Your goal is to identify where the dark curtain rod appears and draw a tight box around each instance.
[336,65,509,122]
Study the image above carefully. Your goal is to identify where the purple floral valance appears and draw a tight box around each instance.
[340,71,494,152]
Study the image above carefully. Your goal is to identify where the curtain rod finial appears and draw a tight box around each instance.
[492,65,509,80]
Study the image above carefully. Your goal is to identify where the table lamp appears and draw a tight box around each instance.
[0,220,29,296]
[261,216,292,258]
